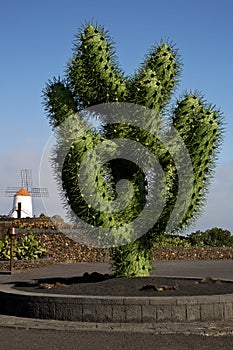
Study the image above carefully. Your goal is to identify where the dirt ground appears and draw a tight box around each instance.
[13,272,233,297]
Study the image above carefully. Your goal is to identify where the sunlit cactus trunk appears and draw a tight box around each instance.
[110,240,151,277]
[43,22,223,277]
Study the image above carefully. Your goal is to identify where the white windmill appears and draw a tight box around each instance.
[5,169,49,218]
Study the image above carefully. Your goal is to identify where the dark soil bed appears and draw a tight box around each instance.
[13,272,233,297]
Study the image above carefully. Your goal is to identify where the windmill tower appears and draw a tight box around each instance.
[5,169,49,218]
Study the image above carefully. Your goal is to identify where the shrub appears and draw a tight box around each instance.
[188,227,233,247]
[39,213,48,218]
[0,232,47,261]
[153,235,191,247]
[0,236,11,260]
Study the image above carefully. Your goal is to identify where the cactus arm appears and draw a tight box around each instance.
[43,78,77,128]
[67,23,127,106]
[172,93,224,227]
[129,43,181,113]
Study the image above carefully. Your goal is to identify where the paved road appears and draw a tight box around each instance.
[0,260,233,349]
[0,326,233,350]
[1,259,233,283]
[153,259,233,280]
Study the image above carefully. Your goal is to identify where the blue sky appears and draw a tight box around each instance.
[0,0,233,234]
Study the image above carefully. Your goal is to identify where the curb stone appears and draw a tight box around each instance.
[0,315,233,336]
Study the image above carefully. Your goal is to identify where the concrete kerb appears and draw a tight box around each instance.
[0,279,233,324]
[0,315,233,336]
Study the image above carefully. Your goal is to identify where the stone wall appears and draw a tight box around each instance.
[1,217,233,265]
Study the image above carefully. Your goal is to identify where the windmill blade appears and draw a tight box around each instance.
[5,187,21,197]
[31,187,49,197]
[21,169,32,191]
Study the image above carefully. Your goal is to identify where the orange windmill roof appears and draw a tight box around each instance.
[15,188,31,196]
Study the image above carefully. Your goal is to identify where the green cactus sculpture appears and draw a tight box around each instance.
[43,22,223,277]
